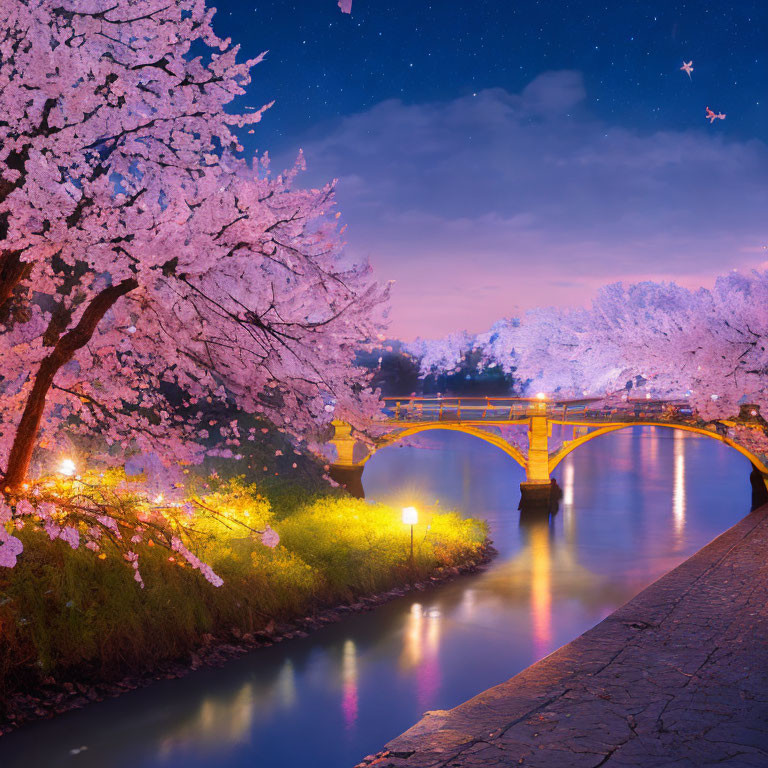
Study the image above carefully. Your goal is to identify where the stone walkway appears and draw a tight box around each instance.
[357,506,768,768]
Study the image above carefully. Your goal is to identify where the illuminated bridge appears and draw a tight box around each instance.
[328,397,768,510]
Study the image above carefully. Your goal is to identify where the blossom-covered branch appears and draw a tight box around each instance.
[0,0,389,491]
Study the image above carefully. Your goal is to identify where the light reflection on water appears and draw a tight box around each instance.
[673,430,687,544]
[529,524,552,658]
[341,640,358,730]
[0,427,751,768]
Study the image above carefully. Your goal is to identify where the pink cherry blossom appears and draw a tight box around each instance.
[171,536,223,587]
[0,533,23,568]
[260,525,280,549]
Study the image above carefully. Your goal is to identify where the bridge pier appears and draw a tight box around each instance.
[329,420,366,498]
[519,479,561,515]
[740,406,768,511]
[328,464,365,498]
[750,463,768,511]
[519,415,559,514]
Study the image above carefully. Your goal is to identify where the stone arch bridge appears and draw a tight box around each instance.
[328,397,768,511]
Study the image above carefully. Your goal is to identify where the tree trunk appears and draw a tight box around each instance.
[3,278,137,490]
[0,250,33,323]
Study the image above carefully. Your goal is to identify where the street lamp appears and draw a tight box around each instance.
[402,506,418,563]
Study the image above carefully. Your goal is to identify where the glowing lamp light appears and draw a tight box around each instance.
[403,506,418,563]
[59,458,76,477]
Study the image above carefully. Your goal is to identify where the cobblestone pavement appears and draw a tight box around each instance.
[356,507,768,768]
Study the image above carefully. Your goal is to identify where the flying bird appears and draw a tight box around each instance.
[680,60,693,78]
[705,106,726,123]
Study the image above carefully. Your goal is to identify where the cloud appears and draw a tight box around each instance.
[520,70,586,114]
[285,71,768,338]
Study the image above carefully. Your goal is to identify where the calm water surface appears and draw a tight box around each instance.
[0,427,752,767]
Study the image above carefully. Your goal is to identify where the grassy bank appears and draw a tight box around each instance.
[0,476,487,709]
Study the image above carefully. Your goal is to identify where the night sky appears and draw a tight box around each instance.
[213,1,768,338]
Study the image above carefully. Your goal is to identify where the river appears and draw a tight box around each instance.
[0,426,751,767]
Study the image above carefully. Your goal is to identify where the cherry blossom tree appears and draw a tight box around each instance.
[481,276,767,412]
[405,331,477,377]
[0,1,388,575]
[576,274,768,447]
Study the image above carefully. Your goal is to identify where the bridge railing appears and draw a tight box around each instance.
[382,396,545,421]
[381,397,696,424]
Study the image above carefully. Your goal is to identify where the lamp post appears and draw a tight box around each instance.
[402,506,418,564]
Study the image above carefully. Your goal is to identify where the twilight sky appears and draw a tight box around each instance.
[215,1,768,339]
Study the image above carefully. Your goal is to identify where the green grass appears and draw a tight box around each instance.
[0,478,487,701]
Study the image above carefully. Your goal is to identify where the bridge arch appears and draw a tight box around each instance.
[548,422,768,476]
[361,423,527,470]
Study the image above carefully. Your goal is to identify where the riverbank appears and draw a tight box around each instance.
[357,504,768,767]
[0,482,490,736]
[0,542,496,735]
